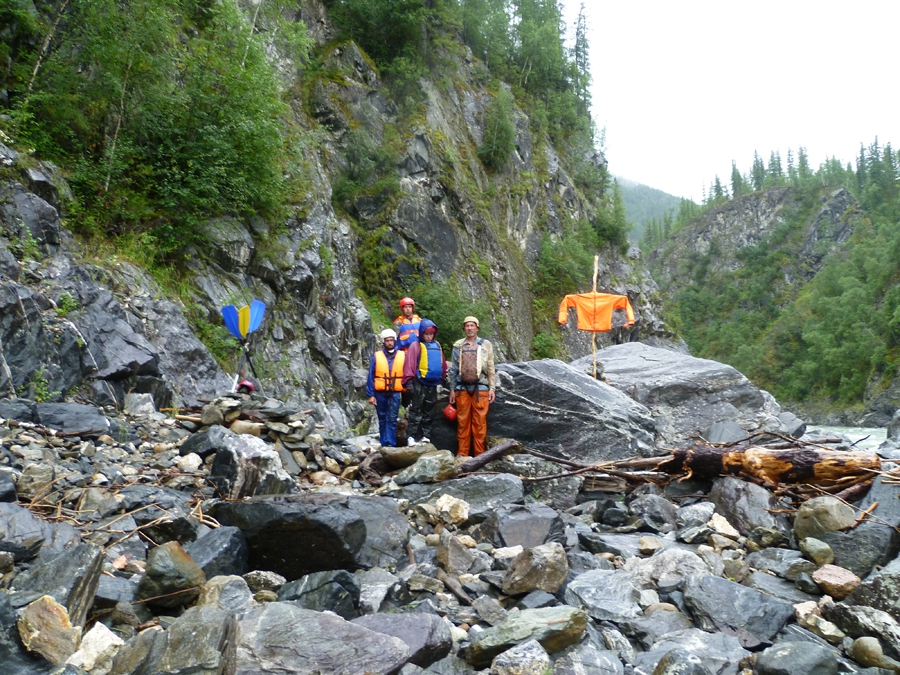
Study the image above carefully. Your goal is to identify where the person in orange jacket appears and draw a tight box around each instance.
[447,316,495,457]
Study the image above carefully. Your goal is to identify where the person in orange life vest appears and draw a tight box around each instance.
[402,318,448,445]
[393,297,422,350]
[366,328,405,447]
[447,316,495,457]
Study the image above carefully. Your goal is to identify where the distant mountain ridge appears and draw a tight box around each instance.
[616,177,683,241]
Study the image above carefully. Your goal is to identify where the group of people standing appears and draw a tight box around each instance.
[365,297,496,456]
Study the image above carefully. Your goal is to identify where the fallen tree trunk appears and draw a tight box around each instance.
[659,442,882,486]
[458,440,521,474]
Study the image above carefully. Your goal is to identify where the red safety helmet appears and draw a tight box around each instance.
[237,380,255,394]
[399,297,415,309]
[443,404,457,422]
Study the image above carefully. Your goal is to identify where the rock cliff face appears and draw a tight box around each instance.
[0,0,675,429]
[650,186,861,291]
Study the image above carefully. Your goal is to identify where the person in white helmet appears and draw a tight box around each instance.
[366,328,406,447]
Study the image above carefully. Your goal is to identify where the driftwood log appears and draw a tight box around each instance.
[458,439,521,474]
[659,442,882,487]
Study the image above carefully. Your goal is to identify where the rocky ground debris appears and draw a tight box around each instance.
[0,390,899,675]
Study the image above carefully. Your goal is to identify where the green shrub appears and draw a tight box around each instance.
[477,89,516,169]
[532,331,561,359]
[411,281,492,356]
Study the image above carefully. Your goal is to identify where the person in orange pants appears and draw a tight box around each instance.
[448,316,495,456]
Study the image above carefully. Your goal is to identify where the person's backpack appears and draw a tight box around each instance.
[459,339,483,385]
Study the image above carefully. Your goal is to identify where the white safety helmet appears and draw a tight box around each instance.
[380,328,397,340]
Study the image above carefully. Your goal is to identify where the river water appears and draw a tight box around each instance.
[805,425,886,451]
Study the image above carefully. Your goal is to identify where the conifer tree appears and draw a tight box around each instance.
[572,3,590,115]
[798,147,812,185]
[730,161,744,198]
[787,149,797,187]
[713,175,725,202]
[751,151,766,191]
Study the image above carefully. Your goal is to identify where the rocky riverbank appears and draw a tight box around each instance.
[2,352,900,675]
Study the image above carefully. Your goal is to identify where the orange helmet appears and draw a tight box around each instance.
[399,297,415,309]
[443,404,457,422]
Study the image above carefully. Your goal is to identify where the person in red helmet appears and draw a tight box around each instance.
[393,297,421,408]
[393,297,421,351]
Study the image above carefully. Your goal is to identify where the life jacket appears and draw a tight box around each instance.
[417,341,444,385]
[374,350,405,392]
[459,338,484,385]
[393,314,421,349]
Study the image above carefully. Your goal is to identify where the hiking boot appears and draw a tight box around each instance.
[407,437,416,446]
[420,437,430,443]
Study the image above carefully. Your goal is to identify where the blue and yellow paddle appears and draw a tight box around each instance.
[221,300,267,395]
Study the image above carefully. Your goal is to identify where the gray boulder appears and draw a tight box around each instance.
[628,493,677,533]
[817,522,899,578]
[552,642,624,675]
[0,502,81,562]
[428,359,656,460]
[709,476,789,536]
[563,569,642,622]
[208,430,293,499]
[466,606,589,668]
[582,342,784,446]
[136,541,206,609]
[184,526,249,579]
[630,628,748,675]
[208,493,410,578]
[278,570,360,619]
[793,496,857,541]
[33,402,109,436]
[845,556,900,622]
[9,542,102,628]
[390,474,524,523]
[755,641,838,675]
[227,602,410,675]
[888,410,900,442]
[857,474,900,527]
[474,502,565,549]
[501,543,568,596]
[351,612,452,667]
[150,606,233,675]
[620,609,694,650]
[684,575,795,647]
[825,603,900,659]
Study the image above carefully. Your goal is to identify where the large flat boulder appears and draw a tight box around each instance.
[431,359,656,461]
[579,342,785,446]
[208,493,410,578]
[226,603,410,675]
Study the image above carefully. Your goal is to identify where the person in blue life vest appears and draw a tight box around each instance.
[366,328,406,447]
[402,318,448,445]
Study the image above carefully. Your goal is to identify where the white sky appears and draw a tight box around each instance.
[560,1,900,200]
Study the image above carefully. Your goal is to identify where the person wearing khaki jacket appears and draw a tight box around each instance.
[447,316,495,457]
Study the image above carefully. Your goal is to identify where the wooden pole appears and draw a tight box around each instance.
[592,255,599,378]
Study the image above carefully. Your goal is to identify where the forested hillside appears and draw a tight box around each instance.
[649,141,900,420]
[616,177,683,243]
[0,0,669,415]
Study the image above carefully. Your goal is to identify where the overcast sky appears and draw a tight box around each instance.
[560,1,900,200]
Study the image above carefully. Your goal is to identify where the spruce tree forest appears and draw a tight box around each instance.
[644,142,900,411]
